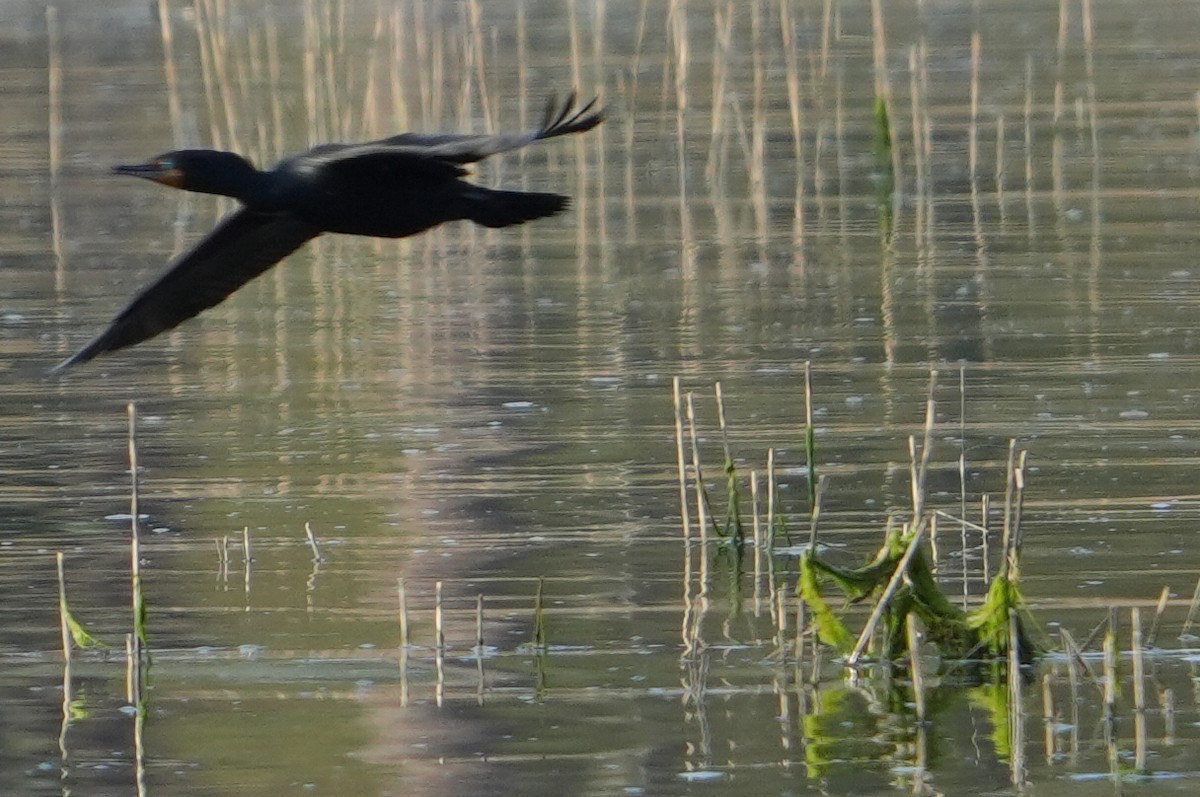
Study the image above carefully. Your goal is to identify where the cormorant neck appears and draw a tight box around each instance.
[229,169,276,208]
[189,152,275,207]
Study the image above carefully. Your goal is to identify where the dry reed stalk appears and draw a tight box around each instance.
[532,577,547,649]
[750,470,762,549]
[1024,57,1035,237]
[685,392,710,544]
[705,2,733,181]
[775,584,787,655]
[399,641,409,707]
[908,46,924,249]
[435,580,445,652]
[681,542,696,654]
[995,114,1006,210]
[909,371,937,523]
[1145,585,1170,648]
[411,0,430,124]
[322,1,344,142]
[515,2,528,141]
[133,682,148,797]
[475,594,485,651]
[46,6,60,179]
[980,493,992,584]
[1000,440,1017,571]
[304,521,323,561]
[1007,608,1024,786]
[192,0,223,150]
[46,6,64,293]
[1059,631,1083,756]
[398,578,409,647]
[246,32,270,164]
[933,509,987,537]
[434,581,447,704]
[928,513,939,575]
[435,643,445,707]
[1041,671,1054,760]
[1056,0,1069,90]
[217,536,230,585]
[1162,688,1176,742]
[125,633,138,705]
[240,526,251,564]
[56,552,72,665]
[475,636,486,705]
[751,470,763,608]
[969,31,980,184]
[668,0,689,192]
[957,368,969,600]
[1008,451,1028,578]
[778,0,802,146]
[127,404,144,660]
[357,11,385,140]
[749,2,766,241]
[388,7,406,136]
[1180,573,1200,640]
[906,614,926,720]
[301,0,322,146]
[1131,607,1145,711]
[808,475,826,552]
[242,526,252,595]
[208,0,241,146]
[1060,627,1101,695]
[714,382,732,474]
[672,377,692,541]
[1131,606,1148,771]
[57,559,73,772]
[766,447,777,552]
[779,0,805,235]
[922,113,934,237]
[567,0,582,115]
[919,42,934,249]
[1102,609,1117,721]
[803,361,816,504]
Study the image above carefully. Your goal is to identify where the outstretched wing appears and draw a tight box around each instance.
[349,93,603,165]
[51,210,318,373]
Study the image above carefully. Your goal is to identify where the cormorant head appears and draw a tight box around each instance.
[114,150,261,200]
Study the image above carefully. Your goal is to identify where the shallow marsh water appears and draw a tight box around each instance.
[3,0,1200,794]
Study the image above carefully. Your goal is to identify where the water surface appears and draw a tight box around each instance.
[3,0,1200,794]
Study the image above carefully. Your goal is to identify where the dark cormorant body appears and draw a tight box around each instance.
[52,94,602,373]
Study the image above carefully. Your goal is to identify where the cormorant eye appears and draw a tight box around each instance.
[159,158,176,170]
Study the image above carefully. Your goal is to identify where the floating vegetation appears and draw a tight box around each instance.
[674,366,1039,667]
[56,552,107,654]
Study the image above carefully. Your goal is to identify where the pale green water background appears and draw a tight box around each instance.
[3,0,1200,794]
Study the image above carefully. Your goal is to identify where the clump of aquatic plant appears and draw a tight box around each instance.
[798,408,1038,663]
[797,551,854,653]
[672,368,1040,665]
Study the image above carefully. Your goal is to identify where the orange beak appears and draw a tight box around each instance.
[114,162,184,189]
